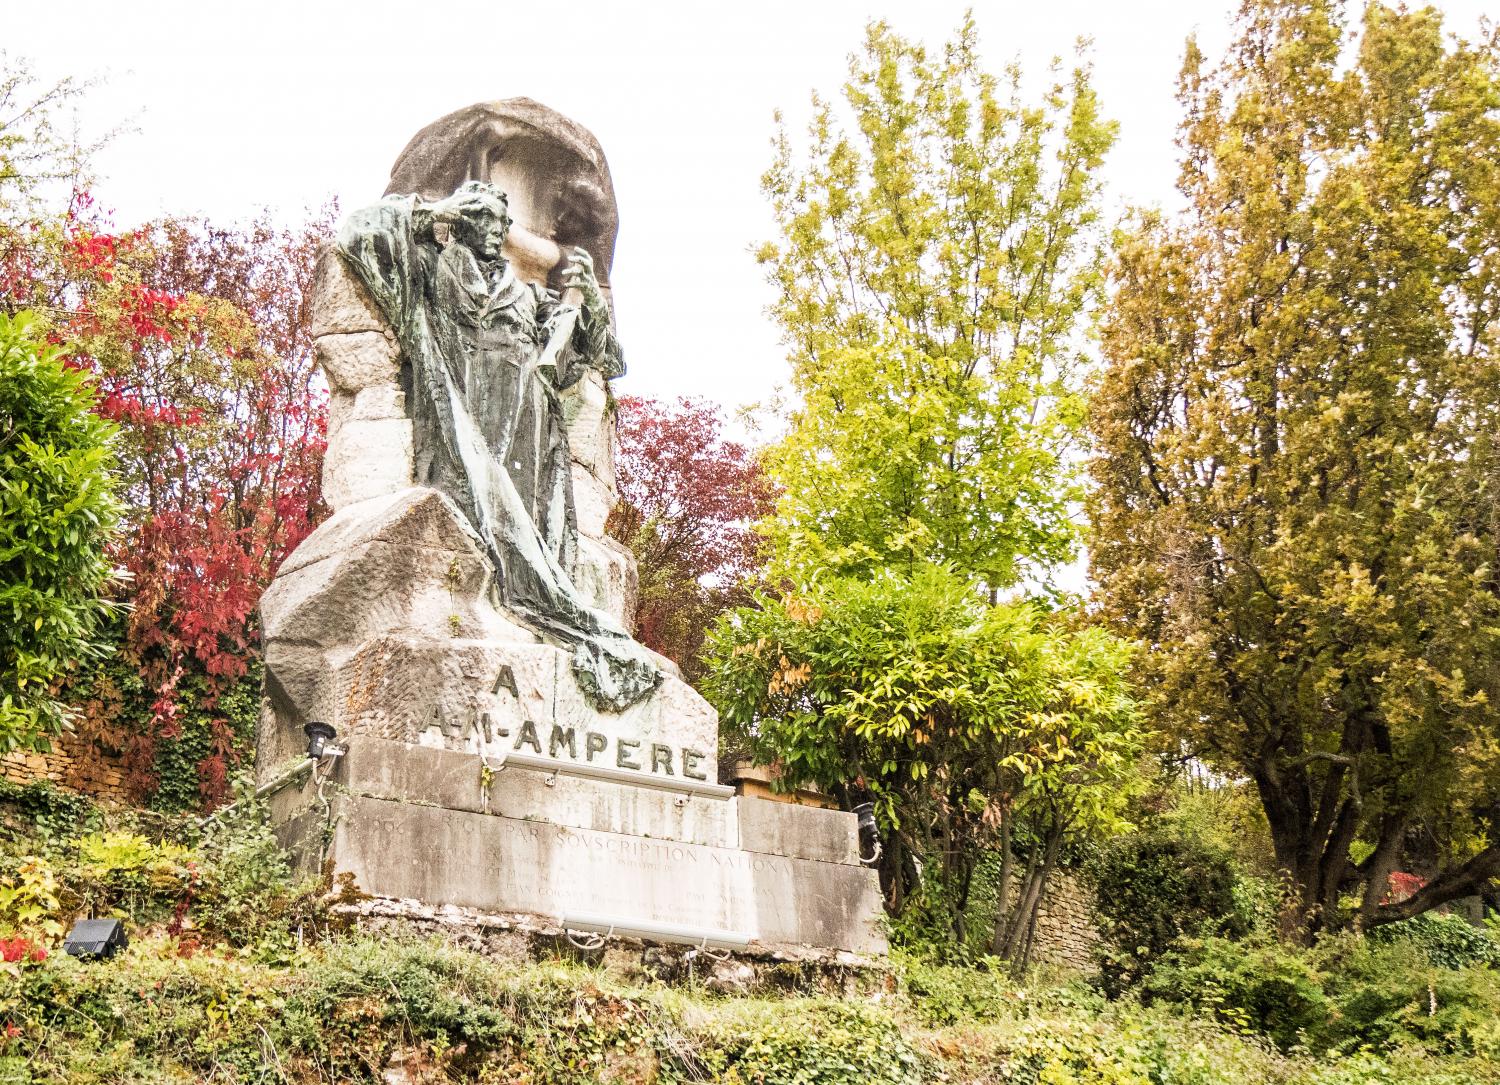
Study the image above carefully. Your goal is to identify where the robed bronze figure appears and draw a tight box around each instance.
[335,181,658,710]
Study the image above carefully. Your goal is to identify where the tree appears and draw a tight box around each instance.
[0,52,330,804]
[705,564,1143,960]
[51,212,330,807]
[1089,0,1500,934]
[607,395,772,680]
[0,310,121,750]
[708,18,1136,961]
[756,16,1115,588]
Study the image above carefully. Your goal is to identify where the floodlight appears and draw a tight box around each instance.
[63,918,128,960]
[304,721,338,760]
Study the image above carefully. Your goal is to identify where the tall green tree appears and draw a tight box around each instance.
[0,310,121,749]
[708,20,1136,960]
[756,17,1115,588]
[1090,0,1500,934]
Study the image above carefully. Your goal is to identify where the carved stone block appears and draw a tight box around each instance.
[573,533,638,629]
[310,247,389,338]
[321,416,414,510]
[315,331,401,395]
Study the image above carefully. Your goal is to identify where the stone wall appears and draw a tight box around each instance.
[1,735,131,803]
[1004,870,1100,974]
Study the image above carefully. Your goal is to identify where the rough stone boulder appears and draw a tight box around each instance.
[257,486,704,779]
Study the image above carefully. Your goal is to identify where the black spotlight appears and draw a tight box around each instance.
[63,918,128,960]
[304,721,337,759]
[852,801,881,863]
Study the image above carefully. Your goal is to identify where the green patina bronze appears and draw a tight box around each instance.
[336,181,658,710]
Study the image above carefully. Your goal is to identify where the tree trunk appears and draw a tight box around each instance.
[989,806,1015,956]
[1000,819,1063,964]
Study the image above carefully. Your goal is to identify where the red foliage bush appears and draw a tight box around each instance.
[4,194,333,807]
[608,395,773,678]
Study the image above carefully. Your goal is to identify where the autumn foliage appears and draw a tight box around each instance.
[4,192,331,807]
[607,395,773,680]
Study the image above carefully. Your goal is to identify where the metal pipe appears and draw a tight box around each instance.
[559,911,752,950]
[197,758,314,828]
[499,750,735,800]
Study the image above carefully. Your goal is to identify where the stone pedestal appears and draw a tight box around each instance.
[268,737,885,955]
[258,485,887,957]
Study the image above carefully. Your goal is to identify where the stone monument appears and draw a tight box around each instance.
[257,99,886,957]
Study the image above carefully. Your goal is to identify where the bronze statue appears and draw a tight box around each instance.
[333,181,658,710]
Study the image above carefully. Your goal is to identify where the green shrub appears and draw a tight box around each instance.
[1369,912,1500,970]
[1314,936,1500,1058]
[0,310,122,751]
[1142,930,1500,1060]
[4,931,1500,1084]
[1087,828,1252,993]
[695,1001,925,1085]
[1142,936,1331,1051]
[897,952,1026,1025]
[0,777,101,848]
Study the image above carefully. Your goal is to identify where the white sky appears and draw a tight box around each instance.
[9,0,1494,413]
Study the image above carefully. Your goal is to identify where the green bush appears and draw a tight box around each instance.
[1143,936,1331,1050]
[4,931,1500,1084]
[699,1001,926,1085]
[1369,912,1500,970]
[1141,931,1500,1059]
[1314,936,1500,1058]
[1086,827,1252,993]
[0,311,122,751]
[897,952,1027,1025]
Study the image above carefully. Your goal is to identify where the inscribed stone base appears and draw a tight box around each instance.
[256,487,697,777]
[269,738,887,957]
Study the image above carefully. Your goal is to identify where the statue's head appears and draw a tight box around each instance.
[447,181,512,260]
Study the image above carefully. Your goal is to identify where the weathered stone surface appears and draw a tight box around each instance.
[316,331,401,394]
[385,98,620,308]
[321,416,414,510]
[330,632,714,760]
[563,370,616,483]
[310,247,390,338]
[257,487,708,781]
[571,465,613,539]
[573,533,637,628]
[340,736,740,849]
[738,798,860,866]
[312,793,886,956]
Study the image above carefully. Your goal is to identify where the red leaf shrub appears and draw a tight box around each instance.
[607,395,773,679]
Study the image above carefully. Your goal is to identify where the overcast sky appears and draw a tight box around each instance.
[8,0,1494,413]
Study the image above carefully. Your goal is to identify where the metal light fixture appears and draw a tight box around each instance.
[63,918,128,960]
[852,801,882,866]
[304,721,338,760]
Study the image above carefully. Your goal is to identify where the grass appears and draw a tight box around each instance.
[3,934,1497,1084]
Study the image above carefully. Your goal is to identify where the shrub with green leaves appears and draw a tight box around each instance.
[1086,827,1252,994]
[1143,937,1331,1051]
[706,563,1144,955]
[1314,935,1500,1058]
[0,310,121,751]
[1369,912,1500,971]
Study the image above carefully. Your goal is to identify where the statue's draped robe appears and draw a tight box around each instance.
[337,196,658,710]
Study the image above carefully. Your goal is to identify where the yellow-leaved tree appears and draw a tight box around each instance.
[1091,0,1500,935]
